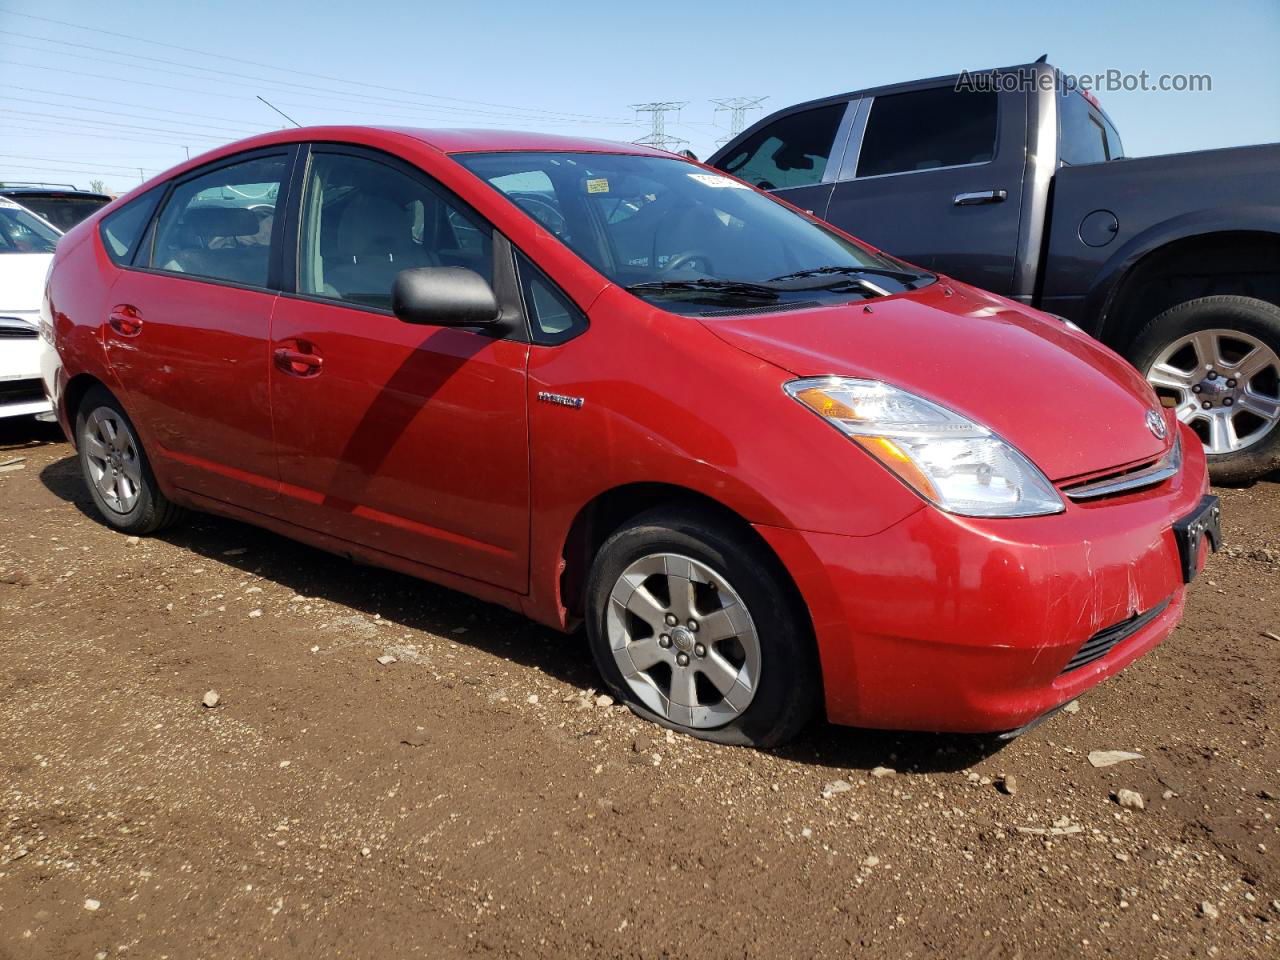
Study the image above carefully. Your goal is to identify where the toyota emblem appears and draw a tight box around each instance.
[1146,409,1168,440]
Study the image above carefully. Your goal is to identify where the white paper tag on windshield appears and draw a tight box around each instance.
[687,173,749,189]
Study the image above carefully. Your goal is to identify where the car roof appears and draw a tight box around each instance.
[379,127,673,156]
[0,187,113,201]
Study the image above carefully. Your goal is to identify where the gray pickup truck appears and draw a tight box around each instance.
[708,60,1280,482]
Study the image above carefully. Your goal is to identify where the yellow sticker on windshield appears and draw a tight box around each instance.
[586,178,610,194]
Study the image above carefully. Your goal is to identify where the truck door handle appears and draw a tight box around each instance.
[954,190,1007,206]
[273,346,323,377]
[108,304,143,336]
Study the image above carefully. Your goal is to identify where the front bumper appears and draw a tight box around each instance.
[1,333,52,419]
[757,425,1211,733]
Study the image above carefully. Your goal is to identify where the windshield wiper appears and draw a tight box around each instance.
[625,278,779,300]
[767,265,928,284]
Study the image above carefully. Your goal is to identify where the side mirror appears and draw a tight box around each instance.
[392,266,500,327]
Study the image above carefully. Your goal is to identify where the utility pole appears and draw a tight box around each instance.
[711,96,767,145]
[630,101,689,152]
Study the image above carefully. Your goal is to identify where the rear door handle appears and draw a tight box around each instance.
[108,304,143,336]
[954,189,1008,206]
[273,346,323,377]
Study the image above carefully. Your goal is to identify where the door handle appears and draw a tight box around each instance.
[273,347,323,377]
[108,304,143,336]
[954,190,1008,206]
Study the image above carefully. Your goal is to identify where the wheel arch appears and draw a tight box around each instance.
[1088,217,1280,352]
[557,482,814,635]
[62,372,112,442]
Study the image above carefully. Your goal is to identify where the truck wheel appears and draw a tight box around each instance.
[584,506,820,748]
[1130,296,1280,483]
[76,386,186,535]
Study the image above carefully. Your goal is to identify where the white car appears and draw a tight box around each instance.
[0,197,58,420]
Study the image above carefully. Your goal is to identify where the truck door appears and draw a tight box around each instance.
[822,86,1027,297]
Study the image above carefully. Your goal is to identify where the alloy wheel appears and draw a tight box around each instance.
[606,552,760,729]
[1145,328,1280,454]
[82,406,143,514]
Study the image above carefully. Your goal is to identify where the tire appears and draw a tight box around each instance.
[1128,295,1280,484]
[75,386,185,535]
[585,505,820,748]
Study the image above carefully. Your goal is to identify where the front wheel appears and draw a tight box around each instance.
[585,507,819,747]
[1130,295,1280,483]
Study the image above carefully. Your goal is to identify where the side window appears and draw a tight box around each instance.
[100,187,163,265]
[149,154,286,287]
[856,88,998,178]
[1059,93,1110,165]
[716,103,846,190]
[299,151,493,310]
[515,251,586,345]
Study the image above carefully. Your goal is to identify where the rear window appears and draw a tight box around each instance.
[1059,92,1110,165]
[0,200,59,254]
[856,87,998,178]
[18,195,111,232]
[100,187,163,265]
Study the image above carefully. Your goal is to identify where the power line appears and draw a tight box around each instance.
[711,97,768,145]
[3,84,272,133]
[0,107,239,142]
[630,102,689,152]
[0,95,267,139]
[0,23,636,125]
[0,153,163,173]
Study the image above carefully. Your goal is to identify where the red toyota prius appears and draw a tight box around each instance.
[41,127,1220,746]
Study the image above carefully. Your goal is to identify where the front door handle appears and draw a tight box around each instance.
[273,346,323,377]
[108,304,143,336]
[954,189,1008,206]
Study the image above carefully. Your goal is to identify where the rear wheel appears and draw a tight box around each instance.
[1130,296,1280,483]
[76,386,184,534]
[585,506,819,747]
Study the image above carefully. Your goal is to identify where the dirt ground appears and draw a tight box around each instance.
[0,419,1277,960]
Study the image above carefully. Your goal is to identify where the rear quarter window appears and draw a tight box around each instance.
[100,187,164,265]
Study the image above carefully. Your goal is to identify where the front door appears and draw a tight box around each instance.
[268,147,531,591]
[822,86,1027,296]
[103,149,292,506]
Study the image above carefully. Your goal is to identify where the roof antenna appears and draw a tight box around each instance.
[1034,54,1048,63]
[256,95,301,128]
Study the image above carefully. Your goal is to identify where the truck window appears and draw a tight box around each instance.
[1059,92,1109,165]
[855,87,997,178]
[716,103,846,191]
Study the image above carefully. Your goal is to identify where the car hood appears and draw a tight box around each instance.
[0,253,53,316]
[698,281,1170,482]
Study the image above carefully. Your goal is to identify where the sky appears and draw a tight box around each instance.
[1,0,1277,195]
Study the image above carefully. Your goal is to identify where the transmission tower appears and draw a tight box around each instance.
[630,101,689,152]
[711,96,768,145]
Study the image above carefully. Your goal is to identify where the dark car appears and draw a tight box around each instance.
[0,184,113,232]
[708,61,1280,482]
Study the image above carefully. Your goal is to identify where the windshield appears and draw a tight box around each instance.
[455,152,932,315]
[0,200,60,254]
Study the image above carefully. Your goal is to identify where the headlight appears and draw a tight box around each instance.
[785,377,1064,517]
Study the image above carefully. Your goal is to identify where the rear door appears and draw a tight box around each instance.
[267,145,531,591]
[104,148,294,506]
[821,85,1027,296]
[709,100,854,220]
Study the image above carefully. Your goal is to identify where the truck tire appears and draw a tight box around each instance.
[584,505,820,748]
[1129,295,1280,484]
